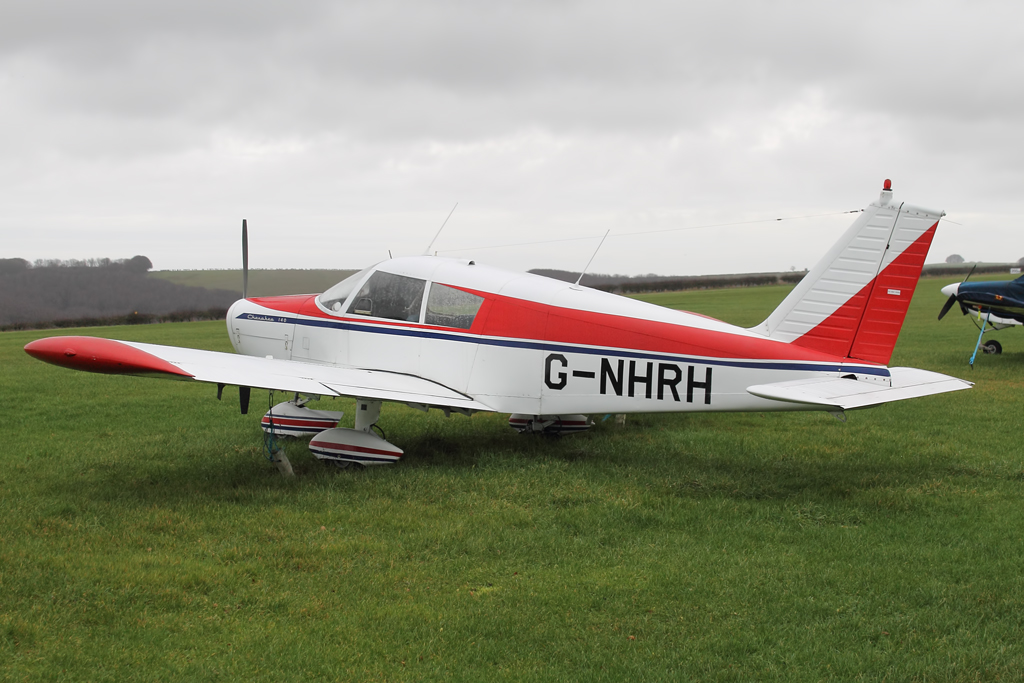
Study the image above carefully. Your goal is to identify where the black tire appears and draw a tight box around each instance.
[982,340,1003,355]
[326,458,355,470]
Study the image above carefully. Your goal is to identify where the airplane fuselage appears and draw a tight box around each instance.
[23,183,973,469]
[227,256,889,416]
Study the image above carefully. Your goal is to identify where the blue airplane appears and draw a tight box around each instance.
[938,272,1024,363]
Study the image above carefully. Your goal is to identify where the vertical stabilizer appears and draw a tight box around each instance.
[749,181,942,365]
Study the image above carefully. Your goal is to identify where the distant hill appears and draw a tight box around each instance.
[0,258,238,329]
[149,269,359,298]
[920,262,1019,277]
[7,256,1018,331]
[529,268,808,293]
[533,261,1024,293]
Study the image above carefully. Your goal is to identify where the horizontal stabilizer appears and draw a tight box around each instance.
[747,367,972,411]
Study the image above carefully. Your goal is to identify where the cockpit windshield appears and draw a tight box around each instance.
[318,266,375,313]
[318,266,482,327]
[346,271,426,322]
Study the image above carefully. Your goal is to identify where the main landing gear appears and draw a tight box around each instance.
[261,396,404,472]
[307,399,404,469]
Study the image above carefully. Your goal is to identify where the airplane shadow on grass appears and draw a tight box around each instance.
[44,413,994,523]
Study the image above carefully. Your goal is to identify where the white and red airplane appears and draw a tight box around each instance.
[25,181,971,469]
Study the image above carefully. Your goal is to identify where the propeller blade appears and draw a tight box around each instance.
[242,219,249,299]
[962,263,976,284]
[938,294,958,320]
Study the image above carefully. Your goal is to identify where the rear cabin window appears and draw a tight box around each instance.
[424,284,484,329]
[346,271,426,322]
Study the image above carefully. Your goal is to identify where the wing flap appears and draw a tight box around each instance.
[117,341,494,411]
[747,367,972,410]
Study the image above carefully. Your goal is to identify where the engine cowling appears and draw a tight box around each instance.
[508,414,592,435]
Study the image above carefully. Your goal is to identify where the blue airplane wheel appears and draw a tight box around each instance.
[982,340,1003,355]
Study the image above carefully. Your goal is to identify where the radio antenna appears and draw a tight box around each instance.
[574,230,611,286]
[423,202,458,256]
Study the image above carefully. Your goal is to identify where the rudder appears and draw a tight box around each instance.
[749,181,942,365]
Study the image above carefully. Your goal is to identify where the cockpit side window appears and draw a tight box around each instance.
[346,271,426,322]
[318,265,374,314]
[424,283,484,329]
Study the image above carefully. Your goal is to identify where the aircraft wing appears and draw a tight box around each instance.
[746,367,972,411]
[24,336,493,412]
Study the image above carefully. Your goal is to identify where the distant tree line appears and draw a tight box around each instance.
[9,254,1011,332]
[922,262,1022,278]
[529,269,809,293]
[0,256,237,329]
[2,308,232,332]
[1,255,153,274]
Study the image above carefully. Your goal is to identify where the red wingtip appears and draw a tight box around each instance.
[24,336,194,378]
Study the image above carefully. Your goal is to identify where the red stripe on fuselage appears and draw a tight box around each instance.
[248,294,324,317]
[249,288,867,366]
[475,294,850,363]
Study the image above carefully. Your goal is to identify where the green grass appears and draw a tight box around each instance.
[1,276,1022,681]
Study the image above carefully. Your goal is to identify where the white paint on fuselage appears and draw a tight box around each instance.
[226,256,883,415]
[227,299,295,361]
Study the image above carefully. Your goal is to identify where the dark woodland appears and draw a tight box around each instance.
[4,256,1015,331]
[0,257,237,330]
[532,261,1021,293]
[529,268,809,293]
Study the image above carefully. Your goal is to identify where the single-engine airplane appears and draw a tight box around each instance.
[25,180,972,469]
[938,271,1024,361]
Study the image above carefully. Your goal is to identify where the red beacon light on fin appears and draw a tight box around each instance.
[879,178,894,205]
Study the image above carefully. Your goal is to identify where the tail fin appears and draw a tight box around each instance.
[749,181,942,365]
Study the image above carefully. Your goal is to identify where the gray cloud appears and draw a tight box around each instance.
[3,0,1023,274]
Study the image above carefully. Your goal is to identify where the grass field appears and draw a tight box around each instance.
[2,276,1022,681]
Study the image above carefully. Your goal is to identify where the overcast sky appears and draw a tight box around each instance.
[2,0,1022,277]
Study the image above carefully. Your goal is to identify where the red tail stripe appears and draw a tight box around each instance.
[793,222,937,364]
